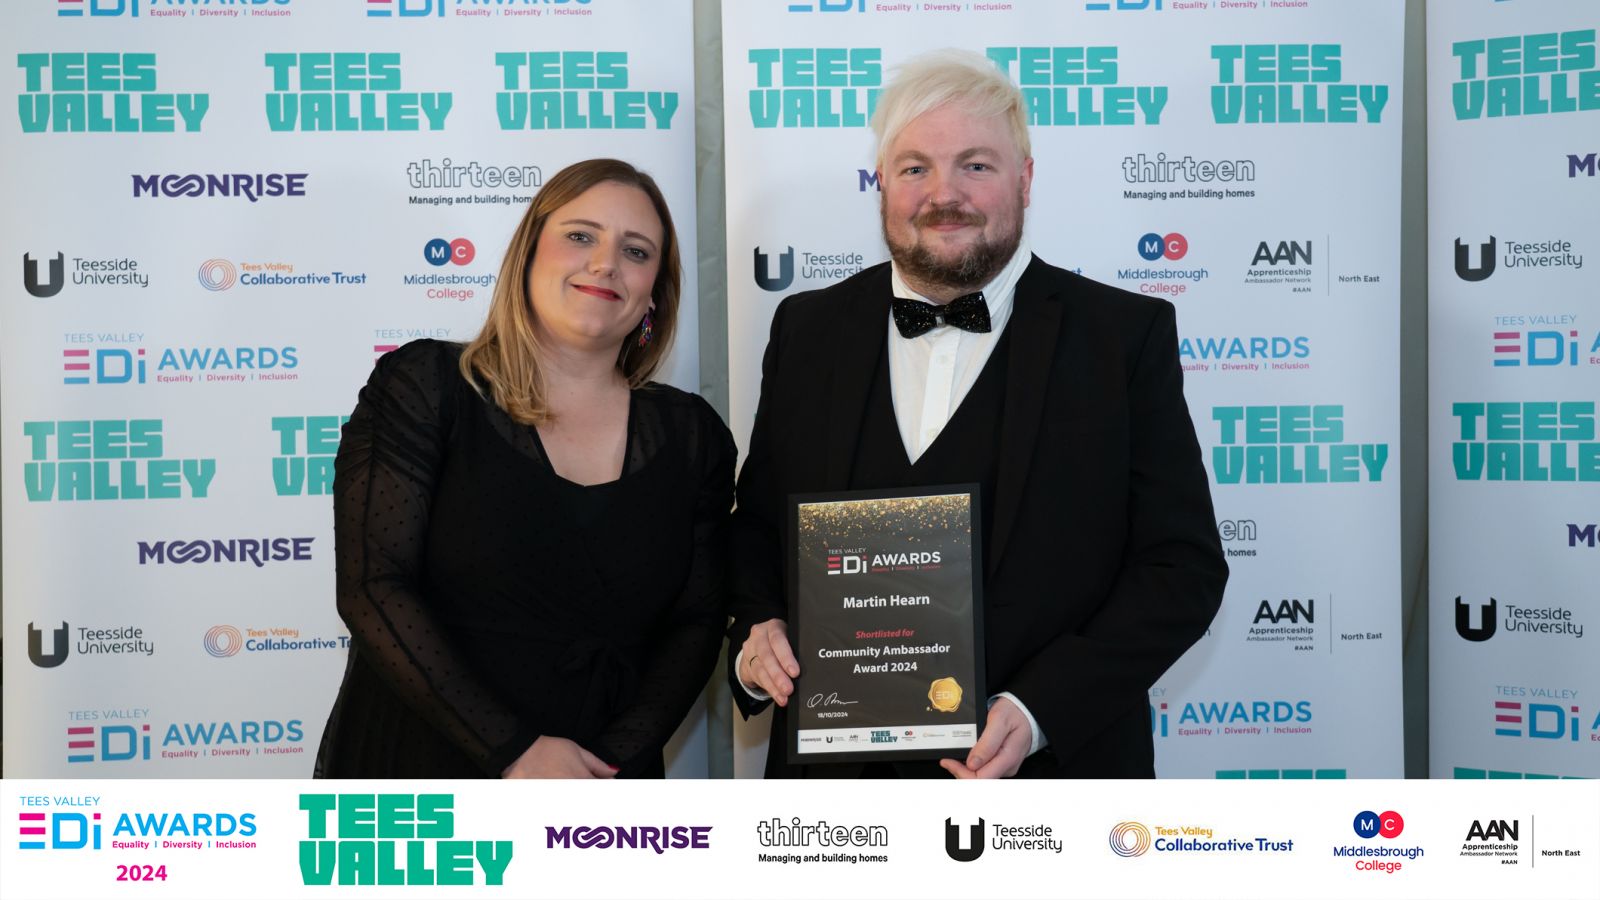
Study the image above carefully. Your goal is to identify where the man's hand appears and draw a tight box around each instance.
[739,618,801,706]
[939,696,1031,779]
[501,736,617,779]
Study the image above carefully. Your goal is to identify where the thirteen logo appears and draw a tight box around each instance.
[23,252,65,298]
[204,625,244,658]
[28,621,71,668]
[1138,232,1187,262]
[424,238,475,267]
[944,817,984,862]
[1454,237,1496,282]
[198,259,237,291]
[753,246,795,292]
[1455,597,1497,642]
[1109,822,1152,857]
[1353,810,1404,839]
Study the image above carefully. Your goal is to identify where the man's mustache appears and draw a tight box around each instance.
[914,207,986,228]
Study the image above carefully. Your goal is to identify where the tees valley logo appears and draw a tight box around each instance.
[299,793,512,886]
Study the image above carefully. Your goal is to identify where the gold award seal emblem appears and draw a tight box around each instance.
[927,677,963,713]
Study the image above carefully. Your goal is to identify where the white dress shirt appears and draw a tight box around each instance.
[739,240,1049,760]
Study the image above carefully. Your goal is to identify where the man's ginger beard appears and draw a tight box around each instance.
[881,190,1024,296]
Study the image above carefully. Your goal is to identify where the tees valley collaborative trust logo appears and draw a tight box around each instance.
[198,257,367,289]
[202,623,348,658]
[298,794,512,886]
[1108,821,1294,859]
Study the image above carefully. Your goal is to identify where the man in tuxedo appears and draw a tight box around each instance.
[728,49,1227,778]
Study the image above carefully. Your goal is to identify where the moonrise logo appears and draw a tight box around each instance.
[132,174,308,201]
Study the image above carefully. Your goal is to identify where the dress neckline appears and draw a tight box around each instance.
[528,389,636,489]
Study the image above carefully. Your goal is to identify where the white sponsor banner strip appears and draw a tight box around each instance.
[3,779,1596,899]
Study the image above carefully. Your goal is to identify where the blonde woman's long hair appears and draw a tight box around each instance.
[459,158,681,425]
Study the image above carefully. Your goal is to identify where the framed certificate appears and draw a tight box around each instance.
[785,485,986,765]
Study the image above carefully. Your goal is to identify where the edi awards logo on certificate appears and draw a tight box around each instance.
[787,486,985,764]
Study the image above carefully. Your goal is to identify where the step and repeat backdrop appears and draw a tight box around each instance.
[1,0,701,777]
[724,0,1405,778]
[1427,1,1600,780]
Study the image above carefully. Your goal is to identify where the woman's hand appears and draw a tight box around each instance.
[501,736,618,779]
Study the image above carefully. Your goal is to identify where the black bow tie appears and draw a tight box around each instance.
[891,292,990,339]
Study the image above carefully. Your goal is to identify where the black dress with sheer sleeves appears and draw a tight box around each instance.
[313,339,734,778]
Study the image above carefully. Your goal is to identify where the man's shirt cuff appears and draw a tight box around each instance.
[991,691,1047,756]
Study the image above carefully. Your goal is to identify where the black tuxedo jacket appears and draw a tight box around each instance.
[727,256,1227,778]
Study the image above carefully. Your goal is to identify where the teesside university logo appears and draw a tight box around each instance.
[298,794,512,886]
[17,52,208,133]
[23,252,64,297]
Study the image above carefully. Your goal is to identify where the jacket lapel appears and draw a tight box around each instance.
[988,257,1065,578]
[822,266,893,487]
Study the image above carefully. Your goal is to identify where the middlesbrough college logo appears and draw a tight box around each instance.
[1353,810,1404,839]
[198,259,237,291]
[1109,822,1152,857]
[1138,232,1188,261]
[424,238,475,267]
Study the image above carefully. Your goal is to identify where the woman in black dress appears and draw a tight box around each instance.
[315,159,734,778]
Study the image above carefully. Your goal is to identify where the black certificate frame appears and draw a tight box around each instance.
[785,484,987,766]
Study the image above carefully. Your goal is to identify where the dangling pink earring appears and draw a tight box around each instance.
[637,308,654,348]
